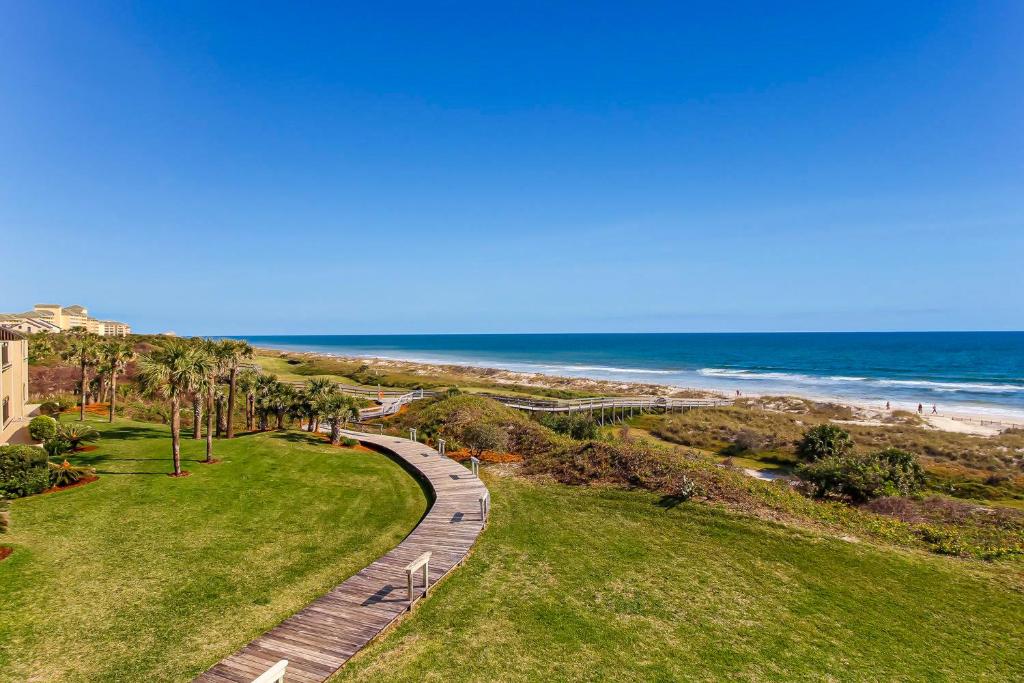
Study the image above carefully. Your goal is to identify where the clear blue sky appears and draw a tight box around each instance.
[1,1,1021,335]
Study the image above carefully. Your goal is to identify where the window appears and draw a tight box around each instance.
[1,342,8,366]
[2,397,9,426]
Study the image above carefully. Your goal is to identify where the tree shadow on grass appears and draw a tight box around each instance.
[95,425,169,441]
[656,494,691,510]
[270,430,330,447]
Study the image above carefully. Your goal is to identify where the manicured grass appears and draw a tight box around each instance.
[0,418,427,682]
[336,474,1024,681]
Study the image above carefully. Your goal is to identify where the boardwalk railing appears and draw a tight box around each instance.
[251,660,288,683]
[271,366,731,421]
[359,390,425,419]
[405,552,431,606]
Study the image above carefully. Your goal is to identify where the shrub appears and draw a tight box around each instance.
[0,445,50,498]
[797,448,924,502]
[340,437,359,447]
[48,460,96,488]
[57,422,100,449]
[38,395,76,416]
[44,436,73,458]
[0,497,9,534]
[538,412,600,440]
[726,429,772,454]
[461,422,508,457]
[796,424,853,461]
[28,415,59,442]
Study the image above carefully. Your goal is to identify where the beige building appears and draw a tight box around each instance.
[1,328,33,445]
[0,304,131,337]
[0,314,62,335]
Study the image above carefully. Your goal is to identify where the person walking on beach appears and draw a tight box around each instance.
[932,405,937,414]
[886,401,890,411]
[918,403,923,414]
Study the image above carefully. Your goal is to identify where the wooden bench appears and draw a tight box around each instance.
[405,551,431,606]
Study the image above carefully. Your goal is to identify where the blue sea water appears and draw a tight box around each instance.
[229,332,1024,418]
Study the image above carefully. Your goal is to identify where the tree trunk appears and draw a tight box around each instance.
[227,367,238,439]
[205,385,215,463]
[215,397,224,437]
[79,361,88,421]
[258,411,267,431]
[109,374,118,423]
[171,395,182,475]
[330,421,341,445]
[193,398,202,439]
[247,394,254,431]
[276,409,285,430]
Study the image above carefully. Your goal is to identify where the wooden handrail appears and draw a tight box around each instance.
[405,551,432,606]
[251,659,288,683]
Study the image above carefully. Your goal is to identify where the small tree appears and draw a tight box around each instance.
[137,340,213,476]
[796,424,853,461]
[320,392,360,445]
[305,377,334,432]
[97,338,136,423]
[60,331,100,421]
[461,422,508,458]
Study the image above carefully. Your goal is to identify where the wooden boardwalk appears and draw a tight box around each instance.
[194,431,488,683]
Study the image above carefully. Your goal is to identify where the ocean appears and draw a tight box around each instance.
[228,332,1024,419]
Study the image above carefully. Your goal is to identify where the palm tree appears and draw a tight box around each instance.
[305,377,334,432]
[220,340,253,439]
[97,338,135,423]
[236,368,261,431]
[270,383,295,430]
[198,342,222,464]
[254,373,280,431]
[137,340,212,476]
[61,331,100,421]
[319,391,361,445]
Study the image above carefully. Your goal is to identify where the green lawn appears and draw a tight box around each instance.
[336,475,1024,682]
[0,418,427,682]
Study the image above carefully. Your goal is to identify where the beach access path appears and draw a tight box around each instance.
[194,430,488,683]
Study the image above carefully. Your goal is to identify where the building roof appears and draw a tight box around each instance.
[63,305,87,314]
[0,327,27,341]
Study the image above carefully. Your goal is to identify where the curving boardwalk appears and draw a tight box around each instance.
[195,432,488,683]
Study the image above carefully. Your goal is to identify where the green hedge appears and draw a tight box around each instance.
[0,445,51,498]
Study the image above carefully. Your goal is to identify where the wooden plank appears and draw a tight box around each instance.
[194,430,488,683]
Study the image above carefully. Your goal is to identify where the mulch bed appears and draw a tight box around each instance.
[38,475,99,496]
[167,471,192,478]
[0,547,12,562]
